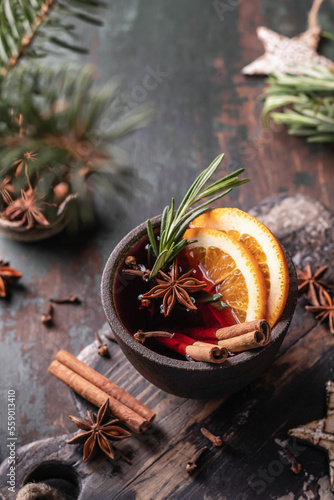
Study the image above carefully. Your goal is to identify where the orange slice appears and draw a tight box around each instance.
[191,208,289,326]
[183,228,267,323]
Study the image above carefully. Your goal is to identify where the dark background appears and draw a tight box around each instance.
[0,0,333,474]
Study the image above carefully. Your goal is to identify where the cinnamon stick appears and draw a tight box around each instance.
[48,360,149,433]
[154,333,227,364]
[215,320,271,341]
[217,330,268,352]
[186,343,228,364]
[55,350,155,424]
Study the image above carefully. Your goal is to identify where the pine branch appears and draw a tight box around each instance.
[0,0,105,74]
[262,64,334,143]
[0,63,152,223]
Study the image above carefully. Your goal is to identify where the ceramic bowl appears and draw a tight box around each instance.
[0,194,77,242]
[101,215,298,399]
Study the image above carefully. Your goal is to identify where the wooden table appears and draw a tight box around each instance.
[0,1,334,499]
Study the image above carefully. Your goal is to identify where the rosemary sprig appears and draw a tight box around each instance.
[262,64,334,143]
[146,154,250,278]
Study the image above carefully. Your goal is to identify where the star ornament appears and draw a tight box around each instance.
[242,26,334,75]
[289,381,334,491]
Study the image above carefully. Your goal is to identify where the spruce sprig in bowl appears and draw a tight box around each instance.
[146,154,250,278]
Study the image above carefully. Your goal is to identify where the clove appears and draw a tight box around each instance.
[140,298,151,308]
[134,330,174,344]
[276,440,302,475]
[186,446,209,474]
[123,268,150,281]
[50,295,81,305]
[41,304,54,326]
[124,256,139,270]
[94,332,109,357]
[200,427,222,447]
[104,332,118,344]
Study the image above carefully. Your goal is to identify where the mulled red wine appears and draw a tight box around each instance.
[114,236,236,360]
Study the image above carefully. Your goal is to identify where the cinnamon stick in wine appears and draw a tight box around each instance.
[181,320,271,342]
[154,333,228,364]
[217,330,268,352]
[186,343,228,363]
[56,350,155,423]
[215,320,270,341]
[48,360,149,433]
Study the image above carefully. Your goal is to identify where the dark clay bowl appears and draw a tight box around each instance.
[101,215,298,399]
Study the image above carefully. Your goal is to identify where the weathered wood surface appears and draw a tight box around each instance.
[0,0,333,498]
[1,193,334,500]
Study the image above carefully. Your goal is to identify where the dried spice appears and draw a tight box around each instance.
[124,256,139,269]
[297,262,329,306]
[2,188,49,229]
[94,331,109,357]
[50,295,81,304]
[41,304,54,325]
[200,427,222,447]
[12,151,38,177]
[305,289,334,334]
[134,330,174,344]
[0,176,14,205]
[104,332,118,344]
[289,381,334,491]
[142,259,206,316]
[68,399,132,463]
[275,440,302,475]
[0,260,22,298]
[186,446,209,474]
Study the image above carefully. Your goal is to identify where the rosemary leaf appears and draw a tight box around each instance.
[147,154,249,278]
[146,220,158,258]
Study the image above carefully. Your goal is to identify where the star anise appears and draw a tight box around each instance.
[297,262,329,306]
[0,176,14,205]
[305,289,334,335]
[67,399,132,463]
[142,259,206,317]
[2,188,50,229]
[0,260,22,298]
[12,151,37,177]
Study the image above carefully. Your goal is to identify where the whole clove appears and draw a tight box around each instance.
[95,332,109,357]
[50,295,81,305]
[124,256,139,269]
[104,332,118,344]
[134,330,174,344]
[41,304,54,326]
[123,268,150,280]
[275,440,302,475]
[200,427,222,447]
[186,446,209,474]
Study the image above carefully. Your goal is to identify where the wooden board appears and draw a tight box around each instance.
[1,193,334,500]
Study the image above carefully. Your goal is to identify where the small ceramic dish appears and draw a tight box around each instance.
[101,215,298,399]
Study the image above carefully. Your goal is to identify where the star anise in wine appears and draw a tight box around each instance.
[0,260,22,298]
[2,188,50,229]
[305,289,334,335]
[67,399,132,463]
[297,262,329,306]
[142,259,206,316]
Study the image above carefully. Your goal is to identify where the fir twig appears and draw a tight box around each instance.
[0,63,152,225]
[0,0,105,74]
[147,154,250,278]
